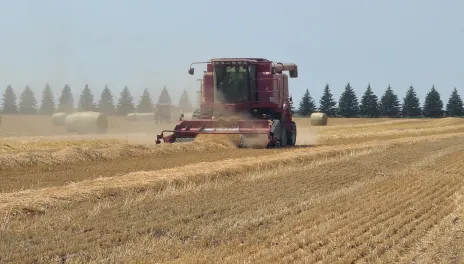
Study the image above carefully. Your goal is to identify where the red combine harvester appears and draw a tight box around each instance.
[156,58,298,148]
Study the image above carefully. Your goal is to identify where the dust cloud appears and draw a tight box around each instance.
[1,112,319,150]
[296,125,319,146]
[242,134,270,148]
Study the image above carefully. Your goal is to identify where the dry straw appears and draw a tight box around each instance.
[0,134,243,170]
[320,123,464,142]
[193,134,242,147]
[310,112,328,126]
[0,131,462,215]
[214,116,243,127]
[0,138,122,154]
[2,119,464,169]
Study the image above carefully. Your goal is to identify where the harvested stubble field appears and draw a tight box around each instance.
[1,115,464,263]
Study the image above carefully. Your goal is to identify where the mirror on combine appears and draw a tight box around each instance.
[188,68,194,75]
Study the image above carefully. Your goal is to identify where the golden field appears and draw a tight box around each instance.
[1,115,464,263]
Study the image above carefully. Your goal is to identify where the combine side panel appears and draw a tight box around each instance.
[203,72,214,104]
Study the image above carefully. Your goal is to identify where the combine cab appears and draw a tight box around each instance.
[156,58,298,148]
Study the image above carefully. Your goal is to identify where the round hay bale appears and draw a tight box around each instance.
[52,112,68,126]
[127,112,155,122]
[65,111,108,134]
[310,112,328,126]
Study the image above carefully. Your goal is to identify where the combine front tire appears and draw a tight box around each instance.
[269,118,289,148]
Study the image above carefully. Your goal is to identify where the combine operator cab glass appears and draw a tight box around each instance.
[214,65,256,104]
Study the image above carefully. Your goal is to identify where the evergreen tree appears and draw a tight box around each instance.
[402,85,422,117]
[290,94,297,114]
[98,85,115,115]
[338,82,359,117]
[157,85,172,105]
[116,85,135,115]
[379,84,401,117]
[78,84,96,111]
[39,84,55,114]
[290,101,296,115]
[446,88,464,117]
[137,88,154,112]
[319,84,337,116]
[18,85,38,115]
[298,88,316,116]
[57,84,74,113]
[359,83,380,117]
[178,89,193,113]
[422,85,443,118]
[2,85,17,114]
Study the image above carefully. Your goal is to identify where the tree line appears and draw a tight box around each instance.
[3,82,463,118]
[1,84,194,116]
[297,83,464,118]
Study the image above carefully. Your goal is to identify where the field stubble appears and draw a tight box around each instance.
[1,116,464,263]
[1,132,464,263]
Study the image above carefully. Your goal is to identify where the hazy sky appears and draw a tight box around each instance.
[0,0,462,107]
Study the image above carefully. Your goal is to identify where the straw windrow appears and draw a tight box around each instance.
[1,132,462,215]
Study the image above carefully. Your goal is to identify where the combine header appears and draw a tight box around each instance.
[156,58,298,148]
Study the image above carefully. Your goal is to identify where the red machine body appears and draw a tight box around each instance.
[156,58,298,147]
